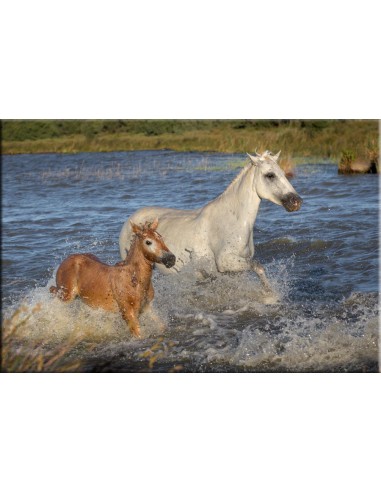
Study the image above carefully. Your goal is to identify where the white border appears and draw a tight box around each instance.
[1,1,379,491]
[1,1,380,118]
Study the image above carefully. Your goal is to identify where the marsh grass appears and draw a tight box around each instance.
[365,139,379,172]
[2,120,378,160]
[338,139,379,174]
[338,150,356,174]
[2,304,85,372]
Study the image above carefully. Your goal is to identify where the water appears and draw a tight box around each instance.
[2,151,379,372]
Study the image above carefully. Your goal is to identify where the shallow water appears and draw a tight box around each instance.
[2,151,379,371]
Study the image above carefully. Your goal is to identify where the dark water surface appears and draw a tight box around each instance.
[2,151,379,371]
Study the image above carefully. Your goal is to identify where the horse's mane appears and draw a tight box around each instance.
[219,162,252,198]
[215,150,276,201]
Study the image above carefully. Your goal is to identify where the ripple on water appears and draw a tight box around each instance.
[2,155,379,372]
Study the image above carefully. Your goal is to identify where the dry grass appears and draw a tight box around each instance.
[139,336,183,372]
[2,304,84,372]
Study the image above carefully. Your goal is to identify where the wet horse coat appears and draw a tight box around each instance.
[51,220,175,337]
[119,151,302,290]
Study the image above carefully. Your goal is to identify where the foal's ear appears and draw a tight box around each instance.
[150,217,159,231]
[274,150,281,161]
[130,221,142,235]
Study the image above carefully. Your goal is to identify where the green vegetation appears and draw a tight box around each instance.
[339,136,379,174]
[338,149,357,173]
[1,119,379,162]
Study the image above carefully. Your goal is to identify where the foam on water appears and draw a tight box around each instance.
[221,301,378,372]
[3,277,165,349]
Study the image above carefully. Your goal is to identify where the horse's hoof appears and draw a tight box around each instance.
[262,290,279,305]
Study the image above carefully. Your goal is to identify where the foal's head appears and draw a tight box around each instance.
[130,218,176,268]
[247,151,303,212]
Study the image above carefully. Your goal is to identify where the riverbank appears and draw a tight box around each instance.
[2,120,378,161]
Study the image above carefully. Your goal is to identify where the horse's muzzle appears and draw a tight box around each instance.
[281,193,303,212]
[162,252,176,268]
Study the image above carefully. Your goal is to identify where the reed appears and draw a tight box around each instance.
[2,304,84,372]
[139,336,182,371]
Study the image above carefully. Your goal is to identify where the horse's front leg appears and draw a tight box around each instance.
[250,259,272,292]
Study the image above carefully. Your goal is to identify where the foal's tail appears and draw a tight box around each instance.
[49,285,58,295]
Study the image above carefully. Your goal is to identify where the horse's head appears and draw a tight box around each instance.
[247,151,303,212]
[130,218,176,268]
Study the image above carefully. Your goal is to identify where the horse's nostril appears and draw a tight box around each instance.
[282,193,302,212]
[163,253,176,268]
[295,196,303,207]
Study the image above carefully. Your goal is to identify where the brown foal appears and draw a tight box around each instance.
[50,219,175,337]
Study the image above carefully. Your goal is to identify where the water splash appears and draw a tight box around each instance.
[2,259,378,372]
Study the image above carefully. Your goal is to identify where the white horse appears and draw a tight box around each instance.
[119,151,302,291]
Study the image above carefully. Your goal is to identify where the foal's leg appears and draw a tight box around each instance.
[50,259,80,302]
[142,283,166,332]
[117,301,141,337]
[125,311,141,338]
[49,284,76,301]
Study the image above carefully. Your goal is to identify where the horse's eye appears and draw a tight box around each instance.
[265,172,276,180]
[145,240,152,246]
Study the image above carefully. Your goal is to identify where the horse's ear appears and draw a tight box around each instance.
[247,153,260,166]
[150,217,159,231]
[274,150,281,161]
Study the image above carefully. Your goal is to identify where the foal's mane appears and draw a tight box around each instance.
[128,221,163,250]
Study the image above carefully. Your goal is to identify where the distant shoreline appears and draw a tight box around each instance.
[2,119,378,160]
